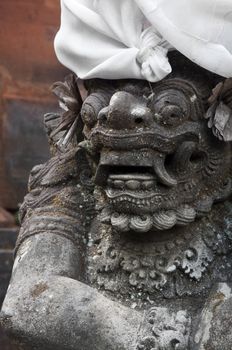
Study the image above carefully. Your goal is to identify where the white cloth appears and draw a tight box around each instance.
[55,0,232,82]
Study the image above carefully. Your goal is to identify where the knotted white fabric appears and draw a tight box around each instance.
[55,0,232,82]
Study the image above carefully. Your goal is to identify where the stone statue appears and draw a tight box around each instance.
[1,52,232,350]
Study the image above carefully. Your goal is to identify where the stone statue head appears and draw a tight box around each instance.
[79,53,232,234]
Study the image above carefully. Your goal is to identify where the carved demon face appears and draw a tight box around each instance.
[81,68,232,233]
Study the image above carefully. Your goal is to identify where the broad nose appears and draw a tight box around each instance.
[98,91,153,130]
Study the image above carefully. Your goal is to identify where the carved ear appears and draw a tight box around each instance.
[206,78,232,142]
[206,101,232,142]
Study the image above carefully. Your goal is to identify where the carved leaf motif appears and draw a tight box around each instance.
[28,148,80,190]
[137,308,190,350]
[208,79,232,106]
[51,74,82,112]
[206,102,232,142]
[207,82,224,105]
[137,336,157,350]
[49,74,84,148]
[206,78,232,141]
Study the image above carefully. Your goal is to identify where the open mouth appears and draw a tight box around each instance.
[95,150,198,233]
[94,149,177,188]
[94,150,177,215]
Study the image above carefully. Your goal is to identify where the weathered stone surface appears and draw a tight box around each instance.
[1,53,232,349]
[193,283,232,349]
[0,228,19,350]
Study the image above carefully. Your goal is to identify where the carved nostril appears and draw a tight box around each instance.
[98,107,109,125]
[99,91,153,129]
[134,117,144,125]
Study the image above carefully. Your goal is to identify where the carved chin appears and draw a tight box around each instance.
[106,205,196,233]
[101,178,232,233]
[101,175,232,233]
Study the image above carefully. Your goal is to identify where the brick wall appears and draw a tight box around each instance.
[0,0,69,210]
[0,1,69,348]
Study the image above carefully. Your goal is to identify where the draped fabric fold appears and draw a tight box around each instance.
[135,0,232,78]
[55,0,232,82]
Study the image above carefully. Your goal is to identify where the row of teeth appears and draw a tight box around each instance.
[107,179,155,191]
[104,206,197,233]
[109,196,163,206]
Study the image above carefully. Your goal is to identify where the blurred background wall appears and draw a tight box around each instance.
[0,1,69,348]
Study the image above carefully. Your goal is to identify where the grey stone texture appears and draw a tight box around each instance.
[1,53,232,349]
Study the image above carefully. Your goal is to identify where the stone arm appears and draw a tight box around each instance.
[1,234,141,350]
[0,150,141,350]
[191,283,232,350]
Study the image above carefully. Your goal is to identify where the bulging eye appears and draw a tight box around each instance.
[81,92,111,128]
[158,104,186,126]
[81,101,98,128]
[148,90,189,127]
